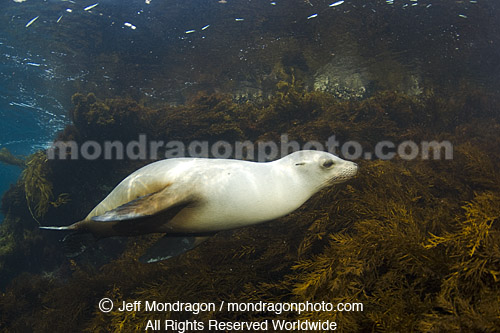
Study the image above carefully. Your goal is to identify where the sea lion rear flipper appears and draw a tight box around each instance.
[92,187,196,222]
[139,235,211,263]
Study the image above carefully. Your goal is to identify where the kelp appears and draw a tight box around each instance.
[21,151,70,221]
[422,192,500,331]
[70,93,145,141]
[22,151,53,220]
[0,147,25,168]
[1,84,500,332]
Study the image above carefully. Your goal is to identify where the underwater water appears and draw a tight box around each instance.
[1,0,499,331]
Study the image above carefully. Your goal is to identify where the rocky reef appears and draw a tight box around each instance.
[0,79,499,331]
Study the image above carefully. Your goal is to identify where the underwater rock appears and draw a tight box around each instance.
[232,80,264,102]
[398,73,423,97]
[70,93,143,141]
[313,57,370,100]
[313,56,425,99]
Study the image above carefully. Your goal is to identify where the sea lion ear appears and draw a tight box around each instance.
[92,186,196,222]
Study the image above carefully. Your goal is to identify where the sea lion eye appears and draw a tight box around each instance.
[322,160,335,168]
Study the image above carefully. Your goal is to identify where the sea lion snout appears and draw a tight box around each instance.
[330,160,358,183]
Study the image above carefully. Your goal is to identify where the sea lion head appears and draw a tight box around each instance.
[284,150,358,188]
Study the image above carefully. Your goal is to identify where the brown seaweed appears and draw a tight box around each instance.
[0,85,499,332]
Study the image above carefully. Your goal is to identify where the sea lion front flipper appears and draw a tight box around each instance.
[92,187,196,222]
[139,235,211,263]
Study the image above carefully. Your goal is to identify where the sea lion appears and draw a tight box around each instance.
[41,150,358,262]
